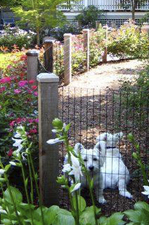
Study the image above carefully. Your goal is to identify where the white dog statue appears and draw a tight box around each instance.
[96,132,132,199]
[64,142,107,204]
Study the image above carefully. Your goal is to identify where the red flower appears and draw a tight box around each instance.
[29,129,37,134]
[0,87,6,92]
[9,120,15,127]
[31,85,37,90]
[8,149,13,157]
[29,80,35,84]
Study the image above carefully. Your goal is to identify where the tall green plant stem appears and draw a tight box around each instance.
[29,153,45,225]
[20,161,34,225]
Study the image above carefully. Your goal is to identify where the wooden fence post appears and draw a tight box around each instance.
[141,22,149,35]
[44,38,54,73]
[83,29,90,71]
[64,33,72,85]
[37,73,59,207]
[26,50,39,82]
[102,25,108,63]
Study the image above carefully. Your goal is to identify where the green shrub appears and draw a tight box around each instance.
[0,26,35,51]
[107,22,149,59]
[75,5,103,28]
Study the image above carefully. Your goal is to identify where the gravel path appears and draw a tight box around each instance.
[67,59,145,91]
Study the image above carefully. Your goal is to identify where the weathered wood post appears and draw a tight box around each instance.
[83,29,90,71]
[64,33,72,85]
[44,38,54,72]
[37,73,59,206]
[102,25,108,63]
[141,22,149,35]
[26,50,39,82]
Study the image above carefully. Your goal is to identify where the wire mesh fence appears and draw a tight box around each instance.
[58,86,149,215]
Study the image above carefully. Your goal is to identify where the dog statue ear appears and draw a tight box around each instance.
[96,133,108,142]
[114,132,123,141]
[74,143,84,155]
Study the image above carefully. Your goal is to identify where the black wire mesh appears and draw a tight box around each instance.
[58,86,149,215]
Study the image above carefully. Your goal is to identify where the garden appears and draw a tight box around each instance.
[0,1,149,224]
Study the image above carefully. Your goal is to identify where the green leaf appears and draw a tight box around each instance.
[4,186,23,205]
[72,195,86,213]
[52,118,63,130]
[134,201,149,212]
[4,164,11,172]
[79,206,101,225]
[106,212,125,225]
[124,210,141,223]
[53,208,75,225]
[64,124,71,132]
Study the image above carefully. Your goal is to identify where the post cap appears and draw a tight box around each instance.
[64,33,72,37]
[26,49,39,56]
[37,73,59,83]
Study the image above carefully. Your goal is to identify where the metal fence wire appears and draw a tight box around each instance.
[58,86,149,215]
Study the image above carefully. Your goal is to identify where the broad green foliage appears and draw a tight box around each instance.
[107,22,149,59]
[124,201,149,225]
[75,5,103,28]
[11,0,79,44]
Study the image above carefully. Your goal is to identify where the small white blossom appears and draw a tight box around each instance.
[71,183,81,193]
[0,169,5,175]
[69,153,83,181]
[47,138,63,145]
[142,185,149,198]
[62,163,71,173]
[12,138,23,147]
[9,161,17,166]
[52,129,57,133]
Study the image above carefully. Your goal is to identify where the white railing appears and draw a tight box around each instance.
[58,0,149,11]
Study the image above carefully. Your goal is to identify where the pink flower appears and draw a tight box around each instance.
[18,80,28,87]
[14,89,21,94]
[9,120,15,127]
[34,118,39,123]
[29,80,35,84]
[29,129,37,134]
[34,91,38,96]
[31,85,37,90]
[0,87,6,92]
[0,77,11,84]
[27,90,32,94]
[28,119,34,123]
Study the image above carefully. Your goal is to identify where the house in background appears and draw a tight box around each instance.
[58,0,149,26]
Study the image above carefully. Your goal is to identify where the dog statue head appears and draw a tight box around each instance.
[96,132,123,148]
[74,142,105,173]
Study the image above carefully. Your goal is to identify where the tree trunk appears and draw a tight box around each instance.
[132,0,136,21]
[36,27,40,46]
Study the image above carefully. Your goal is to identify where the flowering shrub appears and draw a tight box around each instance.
[107,22,149,59]
[0,26,35,51]
[0,77,38,157]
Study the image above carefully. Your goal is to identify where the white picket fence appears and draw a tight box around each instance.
[58,0,149,11]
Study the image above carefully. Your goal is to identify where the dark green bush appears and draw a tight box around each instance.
[75,5,103,28]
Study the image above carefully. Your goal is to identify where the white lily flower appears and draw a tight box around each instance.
[52,129,57,133]
[69,153,83,181]
[9,161,17,166]
[71,183,81,193]
[0,169,5,175]
[142,185,149,198]
[62,163,71,173]
[14,132,21,138]
[12,138,23,147]
[47,138,63,145]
